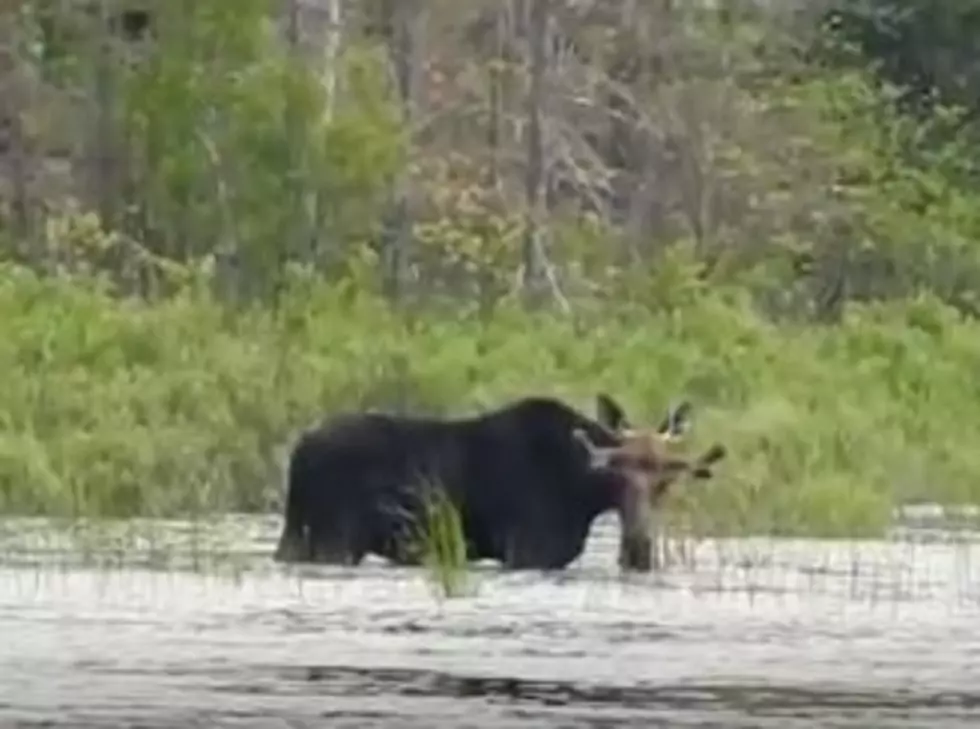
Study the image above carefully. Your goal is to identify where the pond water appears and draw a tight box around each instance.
[1,509,978,727]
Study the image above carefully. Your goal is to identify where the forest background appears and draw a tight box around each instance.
[1,0,978,539]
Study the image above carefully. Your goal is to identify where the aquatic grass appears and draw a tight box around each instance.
[0,514,253,575]
[408,476,472,600]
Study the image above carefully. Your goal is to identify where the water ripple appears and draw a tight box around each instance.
[0,511,978,727]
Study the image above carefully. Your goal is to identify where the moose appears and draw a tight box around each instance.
[272,393,726,572]
[572,407,727,570]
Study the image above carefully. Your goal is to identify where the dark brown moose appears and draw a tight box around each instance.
[573,397,726,571]
[273,393,725,572]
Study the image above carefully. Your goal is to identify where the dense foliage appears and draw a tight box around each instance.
[0,0,978,536]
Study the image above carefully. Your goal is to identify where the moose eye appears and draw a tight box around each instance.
[640,456,661,473]
[611,453,660,473]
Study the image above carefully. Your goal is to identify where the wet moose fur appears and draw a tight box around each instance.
[272,394,719,571]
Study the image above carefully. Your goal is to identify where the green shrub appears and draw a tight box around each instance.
[2,259,978,540]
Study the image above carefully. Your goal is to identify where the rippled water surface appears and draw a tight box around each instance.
[1,510,979,727]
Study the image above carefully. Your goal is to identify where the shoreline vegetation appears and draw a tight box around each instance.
[1,258,979,543]
[2,0,980,572]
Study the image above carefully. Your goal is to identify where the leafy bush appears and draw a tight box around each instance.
[2,257,979,539]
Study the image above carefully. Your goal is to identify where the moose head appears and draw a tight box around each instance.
[575,394,727,572]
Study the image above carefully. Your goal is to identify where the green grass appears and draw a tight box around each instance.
[407,476,472,599]
[1,259,979,543]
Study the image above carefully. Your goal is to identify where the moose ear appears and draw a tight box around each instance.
[572,428,596,454]
[657,400,693,440]
[572,428,612,468]
[596,393,630,431]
